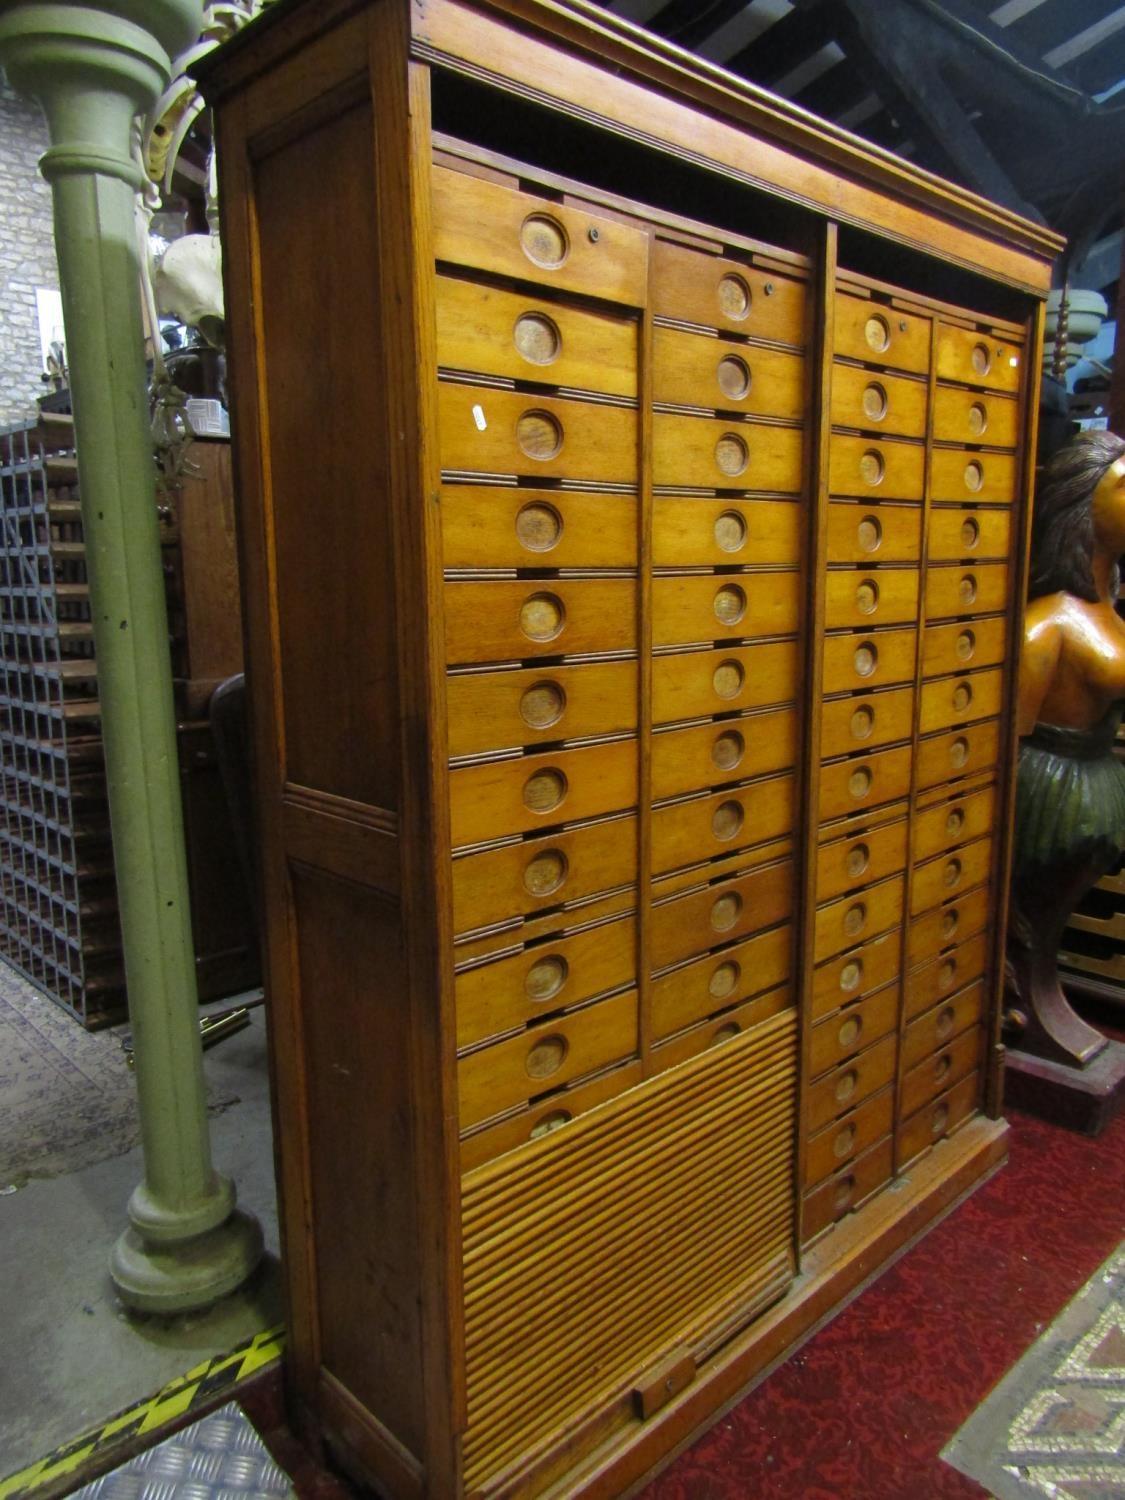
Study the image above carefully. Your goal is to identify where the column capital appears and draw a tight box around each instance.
[0,1,203,185]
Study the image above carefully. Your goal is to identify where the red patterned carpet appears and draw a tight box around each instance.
[637,1102,1125,1500]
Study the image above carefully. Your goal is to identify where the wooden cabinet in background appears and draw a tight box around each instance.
[200,1,1059,1494]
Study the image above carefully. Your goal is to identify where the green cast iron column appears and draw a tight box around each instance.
[0,2,262,1311]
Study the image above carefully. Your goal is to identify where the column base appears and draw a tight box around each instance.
[110,1207,264,1315]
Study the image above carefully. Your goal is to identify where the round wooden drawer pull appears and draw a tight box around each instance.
[856,578,879,614]
[942,856,963,889]
[970,342,991,376]
[709,959,740,999]
[515,501,563,551]
[849,765,873,799]
[835,1069,859,1104]
[967,402,987,436]
[956,629,975,662]
[941,907,960,940]
[517,409,563,461]
[520,680,566,729]
[526,1034,568,1080]
[935,1004,956,1040]
[834,1122,857,1160]
[964,460,984,493]
[864,314,890,352]
[715,432,749,477]
[834,1174,857,1212]
[712,799,745,841]
[530,1109,572,1139]
[945,806,965,837]
[710,890,743,932]
[842,901,867,937]
[523,848,568,897]
[862,382,887,422]
[523,767,567,815]
[938,956,958,990]
[850,704,875,740]
[846,842,870,879]
[519,591,565,641]
[711,728,744,770]
[837,1013,863,1050]
[513,312,561,365]
[854,641,878,677]
[710,1021,742,1046]
[714,509,748,552]
[717,354,751,400]
[713,658,745,699]
[959,573,978,606]
[960,515,980,548]
[718,273,751,321]
[934,1052,953,1083]
[949,736,970,768]
[859,449,885,487]
[714,583,746,625]
[930,1102,950,1135]
[839,957,863,992]
[525,954,569,1002]
[520,214,568,268]
[858,514,882,552]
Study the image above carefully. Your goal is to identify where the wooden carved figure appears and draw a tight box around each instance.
[1007,429,1125,1065]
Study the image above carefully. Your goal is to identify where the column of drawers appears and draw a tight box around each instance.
[431,169,647,1170]
[802,292,931,1240]
[899,317,1024,1164]
[646,238,807,1074]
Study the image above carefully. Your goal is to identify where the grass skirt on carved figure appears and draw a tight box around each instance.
[1013,708,1125,880]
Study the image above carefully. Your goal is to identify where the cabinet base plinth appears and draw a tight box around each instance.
[1004,1041,1125,1137]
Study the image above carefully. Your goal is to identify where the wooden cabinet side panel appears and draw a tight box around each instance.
[213,23,451,1481]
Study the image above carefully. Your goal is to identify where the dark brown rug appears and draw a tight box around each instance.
[943,1242,1125,1498]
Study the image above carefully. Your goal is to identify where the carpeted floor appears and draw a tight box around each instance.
[943,1242,1125,1498]
[638,1103,1125,1500]
[0,965,236,1189]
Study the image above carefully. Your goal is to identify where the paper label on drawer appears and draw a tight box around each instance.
[472,404,487,431]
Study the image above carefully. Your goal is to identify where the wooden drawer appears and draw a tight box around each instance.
[652,497,801,568]
[435,273,637,396]
[822,626,917,692]
[455,915,635,1051]
[803,1135,894,1241]
[445,577,635,666]
[812,929,901,1022]
[918,667,1004,735]
[826,501,922,564]
[651,705,798,801]
[458,989,639,1129]
[922,616,1007,678]
[932,387,1019,448]
[805,1087,894,1188]
[450,739,636,846]
[652,326,806,419]
[653,412,803,492]
[651,857,795,970]
[451,815,636,935]
[916,719,1001,791]
[902,981,985,1070]
[912,835,993,916]
[441,486,637,570]
[931,447,1019,505]
[806,1032,897,1133]
[438,384,636,484]
[652,570,800,647]
[446,659,637,758]
[652,639,799,724]
[820,684,914,760]
[936,322,1024,393]
[898,1070,980,1167]
[927,506,1013,563]
[834,294,931,375]
[924,563,1009,620]
[828,434,926,500]
[830,362,927,439]
[651,922,791,1039]
[459,1059,644,1174]
[899,1023,983,1118]
[814,872,905,964]
[651,985,792,1073]
[818,744,913,823]
[905,938,989,1021]
[433,165,648,305]
[816,817,908,905]
[652,240,808,343]
[652,773,795,875]
[824,568,920,630]
[810,983,899,1077]
[907,885,990,967]
[913,784,996,863]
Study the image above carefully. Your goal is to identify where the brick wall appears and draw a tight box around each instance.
[0,77,59,429]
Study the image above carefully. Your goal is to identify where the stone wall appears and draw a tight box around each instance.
[0,77,59,429]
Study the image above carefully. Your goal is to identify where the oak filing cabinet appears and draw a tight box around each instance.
[199,1,1061,1494]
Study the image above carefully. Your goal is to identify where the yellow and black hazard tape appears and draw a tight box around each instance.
[0,1324,286,1500]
